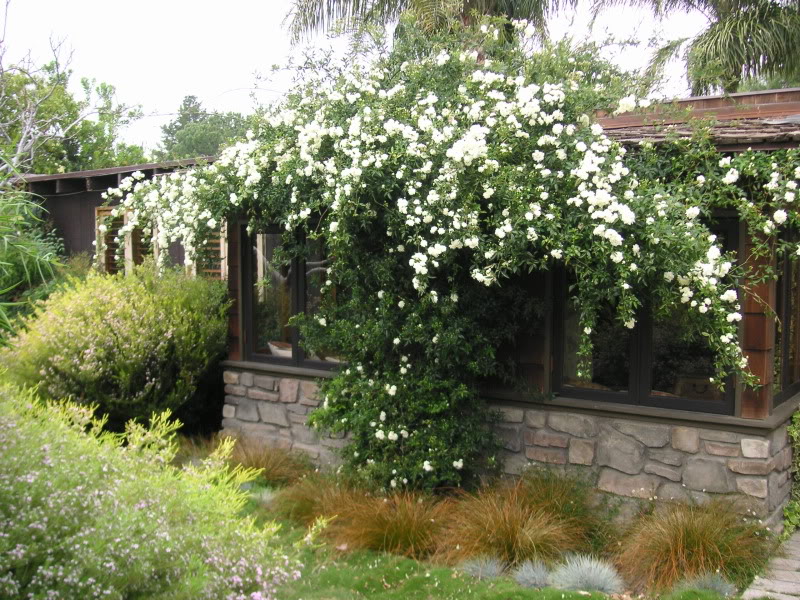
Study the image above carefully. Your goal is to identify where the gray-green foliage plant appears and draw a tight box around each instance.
[459,556,507,579]
[513,559,550,588]
[0,386,301,599]
[549,554,624,594]
[0,262,229,426]
[673,573,736,598]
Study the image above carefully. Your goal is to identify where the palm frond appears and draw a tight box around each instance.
[288,0,410,41]
[642,36,690,92]
[687,0,800,94]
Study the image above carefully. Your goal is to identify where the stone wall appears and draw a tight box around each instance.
[221,367,792,532]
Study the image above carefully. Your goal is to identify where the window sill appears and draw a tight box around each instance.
[222,359,336,380]
[485,388,800,434]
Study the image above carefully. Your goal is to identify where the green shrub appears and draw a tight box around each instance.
[785,410,800,534]
[0,386,300,599]
[0,262,229,426]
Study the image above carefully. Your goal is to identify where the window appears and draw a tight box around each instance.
[241,225,339,368]
[775,229,800,405]
[552,217,739,415]
[95,206,147,274]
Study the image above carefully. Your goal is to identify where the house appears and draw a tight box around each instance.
[219,88,800,530]
[20,158,223,276]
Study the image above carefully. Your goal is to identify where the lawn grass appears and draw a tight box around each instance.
[251,498,608,600]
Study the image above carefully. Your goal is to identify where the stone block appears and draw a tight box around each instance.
[672,427,700,453]
[225,394,241,406]
[237,421,281,439]
[222,404,236,419]
[683,457,732,493]
[728,458,772,475]
[225,384,247,397]
[775,446,792,471]
[292,426,320,445]
[532,430,570,448]
[524,409,546,428]
[597,469,659,498]
[597,427,645,475]
[698,428,739,443]
[644,462,681,482]
[258,403,290,427]
[299,380,319,402]
[737,477,768,498]
[613,421,670,448]
[526,446,567,465]
[292,442,320,459]
[770,425,788,454]
[548,413,598,438]
[287,403,309,415]
[649,448,684,466]
[254,375,277,391]
[499,407,524,423]
[658,482,690,502]
[280,378,300,403]
[223,371,240,385]
[221,418,241,432]
[741,438,770,459]
[704,441,740,457]
[236,399,260,422]
[569,439,595,465]
[497,424,522,452]
[502,451,531,475]
[239,372,254,387]
[288,412,307,425]
[321,436,349,449]
[248,388,280,402]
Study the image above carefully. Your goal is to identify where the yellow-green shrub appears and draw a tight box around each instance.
[1,263,229,426]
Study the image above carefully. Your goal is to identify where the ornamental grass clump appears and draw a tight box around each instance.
[616,499,772,591]
[549,554,624,594]
[272,473,360,526]
[0,262,228,426]
[435,480,585,566]
[672,573,737,598]
[512,559,551,588]
[458,556,507,580]
[327,491,451,558]
[0,386,300,599]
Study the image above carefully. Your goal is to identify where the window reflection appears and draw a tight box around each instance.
[650,309,722,402]
[252,233,293,358]
[562,301,631,393]
[305,238,341,363]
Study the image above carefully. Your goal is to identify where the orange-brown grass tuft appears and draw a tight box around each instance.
[329,491,452,559]
[227,438,313,486]
[521,467,616,552]
[616,499,773,592]
[436,480,586,566]
[271,473,358,526]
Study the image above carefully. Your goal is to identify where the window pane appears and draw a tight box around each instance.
[650,309,722,402]
[305,238,341,363]
[562,302,631,393]
[252,233,293,357]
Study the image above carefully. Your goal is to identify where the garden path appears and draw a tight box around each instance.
[744,531,800,600]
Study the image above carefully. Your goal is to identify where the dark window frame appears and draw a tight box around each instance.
[551,217,740,416]
[775,227,800,405]
[240,222,337,371]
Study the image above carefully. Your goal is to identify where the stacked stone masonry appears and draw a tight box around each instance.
[221,369,792,531]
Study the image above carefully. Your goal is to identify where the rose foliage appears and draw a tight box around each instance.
[101,15,800,490]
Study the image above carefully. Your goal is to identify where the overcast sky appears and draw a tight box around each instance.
[4,0,708,153]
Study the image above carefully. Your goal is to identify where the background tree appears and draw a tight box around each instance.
[0,37,145,176]
[600,0,800,94]
[156,95,250,160]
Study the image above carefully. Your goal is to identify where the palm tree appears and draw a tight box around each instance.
[287,0,577,41]
[596,0,800,94]
[288,0,800,95]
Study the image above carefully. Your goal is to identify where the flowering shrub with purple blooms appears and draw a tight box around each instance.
[1,262,228,426]
[0,386,301,599]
